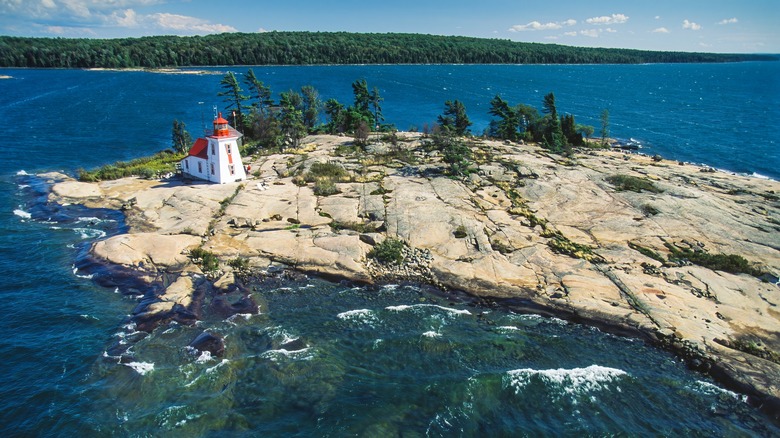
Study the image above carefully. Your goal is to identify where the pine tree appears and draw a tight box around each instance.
[218,72,248,129]
[171,120,192,154]
[301,85,321,131]
[278,91,306,149]
[244,68,273,114]
[488,95,520,141]
[437,100,472,136]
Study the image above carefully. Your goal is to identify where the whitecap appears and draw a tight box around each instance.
[337,308,378,326]
[505,365,628,397]
[196,350,214,363]
[73,227,106,239]
[124,361,154,375]
[385,304,471,316]
[497,326,521,331]
[261,347,313,362]
[692,380,746,402]
[422,331,441,338]
[76,216,115,224]
[13,209,31,219]
[16,170,28,176]
[18,184,30,189]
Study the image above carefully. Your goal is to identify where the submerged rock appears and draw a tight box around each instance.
[189,331,225,357]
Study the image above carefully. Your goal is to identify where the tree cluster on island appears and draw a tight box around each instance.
[1,32,776,68]
[169,70,606,179]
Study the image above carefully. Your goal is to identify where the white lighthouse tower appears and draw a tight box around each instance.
[181,112,247,184]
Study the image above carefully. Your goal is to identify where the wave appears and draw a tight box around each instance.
[73,227,106,240]
[124,361,155,375]
[16,170,28,176]
[504,365,628,397]
[422,330,441,338]
[13,209,31,219]
[337,308,379,326]
[385,304,471,316]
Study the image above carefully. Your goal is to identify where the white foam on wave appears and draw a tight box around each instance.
[497,326,520,331]
[73,227,106,240]
[72,265,94,279]
[261,347,313,362]
[337,308,378,326]
[385,304,471,316]
[124,361,155,375]
[76,216,115,224]
[422,330,441,338]
[505,365,628,397]
[16,170,28,176]
[13,209,31,219]
[18,184,30,189]
[692,380,746,402]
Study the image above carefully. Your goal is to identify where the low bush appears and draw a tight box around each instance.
[606,174,662,193]
[78,150,185,182]
[368,238,406,265]
[189,247,219,272]
[665,243,761,276]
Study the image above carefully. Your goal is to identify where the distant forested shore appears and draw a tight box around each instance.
[0,32,776,68]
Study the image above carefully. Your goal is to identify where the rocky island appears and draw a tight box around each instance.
[48,133,779,419]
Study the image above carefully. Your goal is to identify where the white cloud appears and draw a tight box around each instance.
[717,17,738,25]
[0,1,237,35]
[580,29,600,38]
[654,15,661,20]
[604,28,617,33]
[149,13,237,34]
[683,19,702,31]
[586,14,629,25]
[509,18,576,32]
[109,8,138,27]
[652,27,670,34]
[563,31,577,37]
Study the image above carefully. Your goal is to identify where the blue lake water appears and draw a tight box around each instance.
[1,64,779,435]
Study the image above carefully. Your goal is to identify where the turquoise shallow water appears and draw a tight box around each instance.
[1,64,779,435]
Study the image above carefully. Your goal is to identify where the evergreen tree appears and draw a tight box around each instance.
[301,85,321,131]
[244,68,273,114]
[437,100,472,136]
[488,95,520,141]
[541,92,566,152]
[278,91,306,149]
[600,109,610,147]
[171,120,192,154]
[561,114,583,146]
[218,72,248,129]
[323,98,346,134]
[351,79,373,127]
[369,86,384,129]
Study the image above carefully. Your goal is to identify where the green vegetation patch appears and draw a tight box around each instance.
[305,162,349,182]
[330,221,379,233]
[78,150,184,182]
[730,338,780,365]
[368,238,406,265]
[664,242,762,277]
[453,225,468,238]
[189,247,219,273]
[606,174,663,193]
[628,241,666,263]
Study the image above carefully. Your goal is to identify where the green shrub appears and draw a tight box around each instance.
[628,242,665,263]
[189,247,219,272]
[665,242,761,276]
[78,150,185,182]
[306,162,348,181]
[453,225,467,238]
[330,221,379,233]
[228,257,249,271]
[368,238,406,265]
[313,179,340,196]
[606,174,662,193]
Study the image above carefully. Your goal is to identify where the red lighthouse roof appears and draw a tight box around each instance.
[214,113,229,125]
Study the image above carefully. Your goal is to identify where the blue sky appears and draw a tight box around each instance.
[0,0,777,53]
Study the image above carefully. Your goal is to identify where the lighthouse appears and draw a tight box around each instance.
[181,113,247,184]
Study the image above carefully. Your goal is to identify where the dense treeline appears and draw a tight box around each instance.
[1,32,775,68]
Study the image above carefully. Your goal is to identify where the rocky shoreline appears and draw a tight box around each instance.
[48,133,780,419]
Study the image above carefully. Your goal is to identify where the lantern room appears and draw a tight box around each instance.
[212,112,230,137]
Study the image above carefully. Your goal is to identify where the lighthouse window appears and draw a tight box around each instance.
[226,144,232,154]
[229,165,235,175]
[197,161,202,173]
[211,143,215,155]
[185,160,189,170]
[211,163,215,175]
